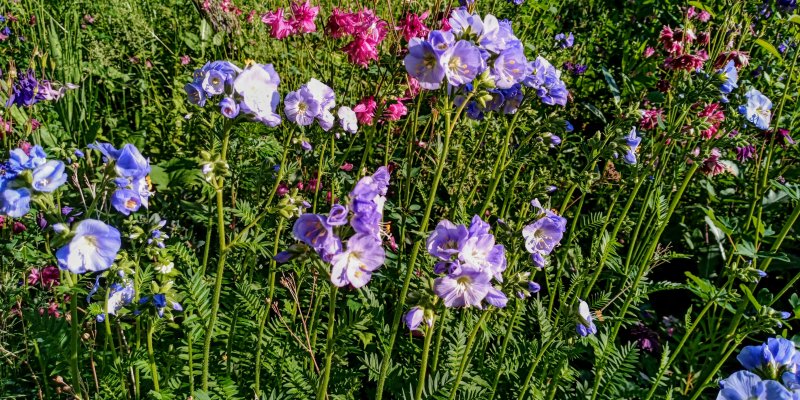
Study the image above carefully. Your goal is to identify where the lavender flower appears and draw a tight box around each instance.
[555,32,574,48]
[492,44,528,89]
[522,199,567,268]
[738,89,772,130]
[327,204,349,226]
[31,161,67,192]
[717,371,792,400]
[622,127,642,165]
[337,106,358,134]
[292,213,343,262]
[233,63,282,127]
[111,189,142,216]
[404,306,432,330]
[284,89,320,126]
[220,97,240,118]
[442,40,484,86]
[405,37,446,90]
[329,233,386,288]
[349,167,391,238]
[56,219,122,274]
[426,220,469,260]
[717,60,738,102]
[576,299,598,336]
[434,267,493,308]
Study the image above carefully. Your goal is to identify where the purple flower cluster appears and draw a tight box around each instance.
[521,199,567,268]
[89,143,152,216]
[5,69,77,108]
[523,56,569,106]
[185,61,282,127]
[290,167,390,288]
[427,216,507,309]
[716,337,800,399]
[622,127,642,165]
[0,145,67,218]
[285,79,336,130]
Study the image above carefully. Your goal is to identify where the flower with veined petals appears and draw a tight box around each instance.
[233,64,282,127]
[56,219,122,274]
[738,89,772,131]
[434,267,495,308]
[397,11,430,42]
[337,106,358,134]
[330,233,385,288]
[289,1,319,34]
[404,37,446,90]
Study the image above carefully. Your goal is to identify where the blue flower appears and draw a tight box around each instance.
[717,370,793,400]
[56,219,122,274]
[140,293,183,318]
[738,89,772,130]
[524,57,568,106]
[219,97,240,119]
[576,299,597,336]
[233,63,282,127]
[0,183,31,218]
[442,40,485,86]
[717,60,738,102]
[98,280,135,322]
[8,145,47,173]
[491,44,528,89]
[31,161,67,192]
[115,144,150,179]
[184,82,207,107]
[622,127,641,165]
[737,337,800,379]
[555,32,574,48]
[565,121,574,132]
[284,88,320,126]
[292,213,343,262]
[111,189,142,216]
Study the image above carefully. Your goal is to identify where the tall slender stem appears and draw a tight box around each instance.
[488,301,522,399]
[375,96,472,399]
[147,320,160,392]
[201,121,234,391]
[413,316,437,400]
[448,311,491,400]
[68,273,85,399]
[316,285,339,400]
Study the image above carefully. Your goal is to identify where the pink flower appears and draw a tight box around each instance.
[289,1,319,33]
[396,11,430,42]
[713,51,749,69]
[355,9,388,44]
[441,17,451,31]
[697,32,710,46]
[326,8,357,38]
[643,46,655,58]
[686,6,697,19]
[383,101,407,122]
[246,10,256,23]
[403,76,421,100]
[698,11,711,22]
[29,118,40,131]
[41,266,60,288]
[202,0,212,11]
[701,148,728,177]
[1,118,12,138]
[180,55,191,65]
[665,50,707,71]
[340,162,354,171]
[28,268,41,286]
[342,36,380,66]
[640,109,663,130]
[84,14,95,24]
[262,9,295,39]
[276,182,289,197]
[12,222,26,234]
[353,96,377,126]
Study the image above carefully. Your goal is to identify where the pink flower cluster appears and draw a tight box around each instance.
[696,103,725,139]
[28,266,60,288]
[659,25,710,71]
[396,12,430,42]
[202,0,243,15]
[686,6,712,23]
[261,1,320,39]
[326,9,388,67]
[640,109,664,130]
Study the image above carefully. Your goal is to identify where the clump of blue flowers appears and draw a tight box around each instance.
[0,145,68,217]
[89,142,153,216]
[716,337,800,399]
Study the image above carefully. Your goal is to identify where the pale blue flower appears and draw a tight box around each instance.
[738,89,772,130]
[31,161,67,192]
[56,219,122,274]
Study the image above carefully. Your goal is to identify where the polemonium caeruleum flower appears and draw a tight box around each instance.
[784,369,800,391]
[738,88,772,130]
[305,78,337,130]
[115,144,150,179]
[718,60,738,102]
[404,306,432,330]
[56,219,122,274]
[576,299,598,336]
[31,160,67,192]
[0,184,31,218]
[284,88,321,126]
[220,97,240,118]
[349,167,391,238]
[434,266,494,308]
[480,17,521,54]
[428,30,455,54]
[98,281,135,322]
[523,56,568,106]
[337,106,358,134]
[329,233,386,288]
[184,82,207,106]
[327,204,349,226]
[622,127,642,165]
[736,337,800,378]
[716,370,794,400]
[8,145,47,173]
[233,63,282,127]
[448,8,483,38]
[459,227,507,282]
[111,189,142,216]
[426,220,469,260]
[441,40,484,86]
[555,32,574,48]
[140,293,183,318]
[292,213,343,262]
[404,37,447,89]
[522,199,567,268]
[492,44,528,89]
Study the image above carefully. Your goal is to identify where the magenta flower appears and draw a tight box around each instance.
[396,11,430,42]
[289,1,319,34]
[354,96,377,126]
[383,101,407,122]
[262,9,295,39]
[325,8,357,38]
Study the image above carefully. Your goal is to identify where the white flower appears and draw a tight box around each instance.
[156,262,174,274]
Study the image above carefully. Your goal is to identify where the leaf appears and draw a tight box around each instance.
[582,103,607,123]
[789,15,800,25]
[740,284,761,311]
[601,67,621,107]
[755,39,783,62]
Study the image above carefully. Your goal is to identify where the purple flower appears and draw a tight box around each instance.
[576,299,597,337]
[479,16,521,54]
[434,267,493,308]
[524,57,568,106]
[104,280,135,319]
[233,63,282,127]
[717,60,738,102]
[56,219,122,274]
[522,199,567,268]
[284,89,320,126]
[349,167,391,238]
[458,231,507,282]
[330,233,385,288]
[499,84,524,114]
[6,69,43,107]
[304,79,336,131]
[484,287,508,308]
[492,44,528,89]
[220,97,240,118]
[327,204,348,226]
[448,9,483,38]
[0,183,31,218]
[528,281,541,293]
[201,69,227,96]
[550,135,562,146]
[717,370,793,400]
[442,40,484,86]
[405,37,446,90]
[736,337,800,377]
[292,214,343,262]
[736,145,756,162]
[337,106,358,134]
[184,83,207,107]
[404,306,432,330]
[115,144,150,179]
[622,127,641,165]
[555,32,574,48]
[426,220,469,260]
[428,30,454,54]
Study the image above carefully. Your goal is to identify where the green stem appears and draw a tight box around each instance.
[316,286,339,400]
[448,312,491,400]
[68,273,85,399]
[254,218,285,397]
[488,301,522,400]
[480,111,521,215]
[147,320,160,392]
[375,96,472,399]
[643,300,713,400]
[688,338,742,400]
[413,317,436,400]
[201,121,233,391]
[517,335,556,400]
[430,308,449,372]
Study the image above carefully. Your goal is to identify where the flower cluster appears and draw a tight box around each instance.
[521,199,567,268]
[90,143,152,216]
[426,216,507,309]
[261,1,319,40]
[5,69,77,108]
[185,61,281,127]
[0,145,67,217]
[717,337,800,399]
[523,56,568,106]
[288,167,390,288]
[326,8,388,67]
[285,79,338,131]
[621,127,642,165]
[97,279,135,322]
